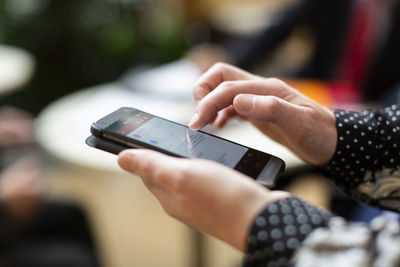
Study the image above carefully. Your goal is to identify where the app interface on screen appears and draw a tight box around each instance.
[112,111,248,168]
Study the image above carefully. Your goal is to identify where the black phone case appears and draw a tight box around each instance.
[86,135,130,155]
[85,135,284,189]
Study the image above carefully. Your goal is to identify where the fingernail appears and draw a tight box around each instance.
[236,95,254,112]
[188,113,199,129]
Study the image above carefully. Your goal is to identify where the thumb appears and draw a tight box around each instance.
[233,94,304,125]
[118,149,178,178]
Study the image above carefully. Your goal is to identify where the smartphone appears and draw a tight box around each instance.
[88,107,285,187]
[86,134,130,155]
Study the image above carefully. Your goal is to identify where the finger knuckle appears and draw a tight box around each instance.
[199,99,217,116]
[265,96,281,108]
[266,77,286,88]
[213,62,230,71]
[219,81,235,91]
[262,96,281,118]
[194,86,209,99]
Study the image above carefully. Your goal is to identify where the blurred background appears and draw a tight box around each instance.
[0,0,188,114]
[0,1,302,266]
[1,0,398,266]
[0,0,303,115]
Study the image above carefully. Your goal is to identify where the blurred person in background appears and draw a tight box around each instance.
[186,0,400,105]
[0,107,100,267]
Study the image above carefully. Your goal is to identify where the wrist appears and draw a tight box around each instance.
[234,190,291,251]
[243,197,332,266]
[314,107,337,166]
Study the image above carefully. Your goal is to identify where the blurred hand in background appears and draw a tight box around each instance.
[0,107,34,147]
[0,155,43,223]
[186,43,232,72]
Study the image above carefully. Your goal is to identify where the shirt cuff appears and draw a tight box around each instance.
[322,110,376,189]
[243,197,332,267]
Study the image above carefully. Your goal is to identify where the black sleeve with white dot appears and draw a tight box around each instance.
[322,105,400,209]
[243,105,400,266]
[242,197,332,267]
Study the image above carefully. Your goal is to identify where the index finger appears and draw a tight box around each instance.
[193,63,255,102]
[189,78,297,130]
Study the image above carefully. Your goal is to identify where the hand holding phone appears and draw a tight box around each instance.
[87,107,285,188]
[117,148,291,251]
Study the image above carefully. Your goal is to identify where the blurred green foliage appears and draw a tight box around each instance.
[0,0,188,114]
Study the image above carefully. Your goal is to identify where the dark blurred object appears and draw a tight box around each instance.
[0,201,100,267]
[186,43,231,72]
[0,106,100,267]
[221,0,352,78]
[0,154,100,267]
[186,0,400,103]
[0,0,187,115]
[379,81,400,105]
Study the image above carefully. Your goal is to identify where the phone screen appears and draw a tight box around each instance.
[91,107,285,186]
[105,110,248,168]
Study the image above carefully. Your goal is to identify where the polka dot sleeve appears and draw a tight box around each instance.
[322,105,400,212]
[242,197,332,267]
[243,105,400,266]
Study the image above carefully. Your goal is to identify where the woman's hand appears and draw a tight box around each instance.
[188,63,337,166]
[118,149,290,251]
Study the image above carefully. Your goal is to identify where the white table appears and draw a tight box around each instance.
[0,45,35,95]
[36,83,304,267]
